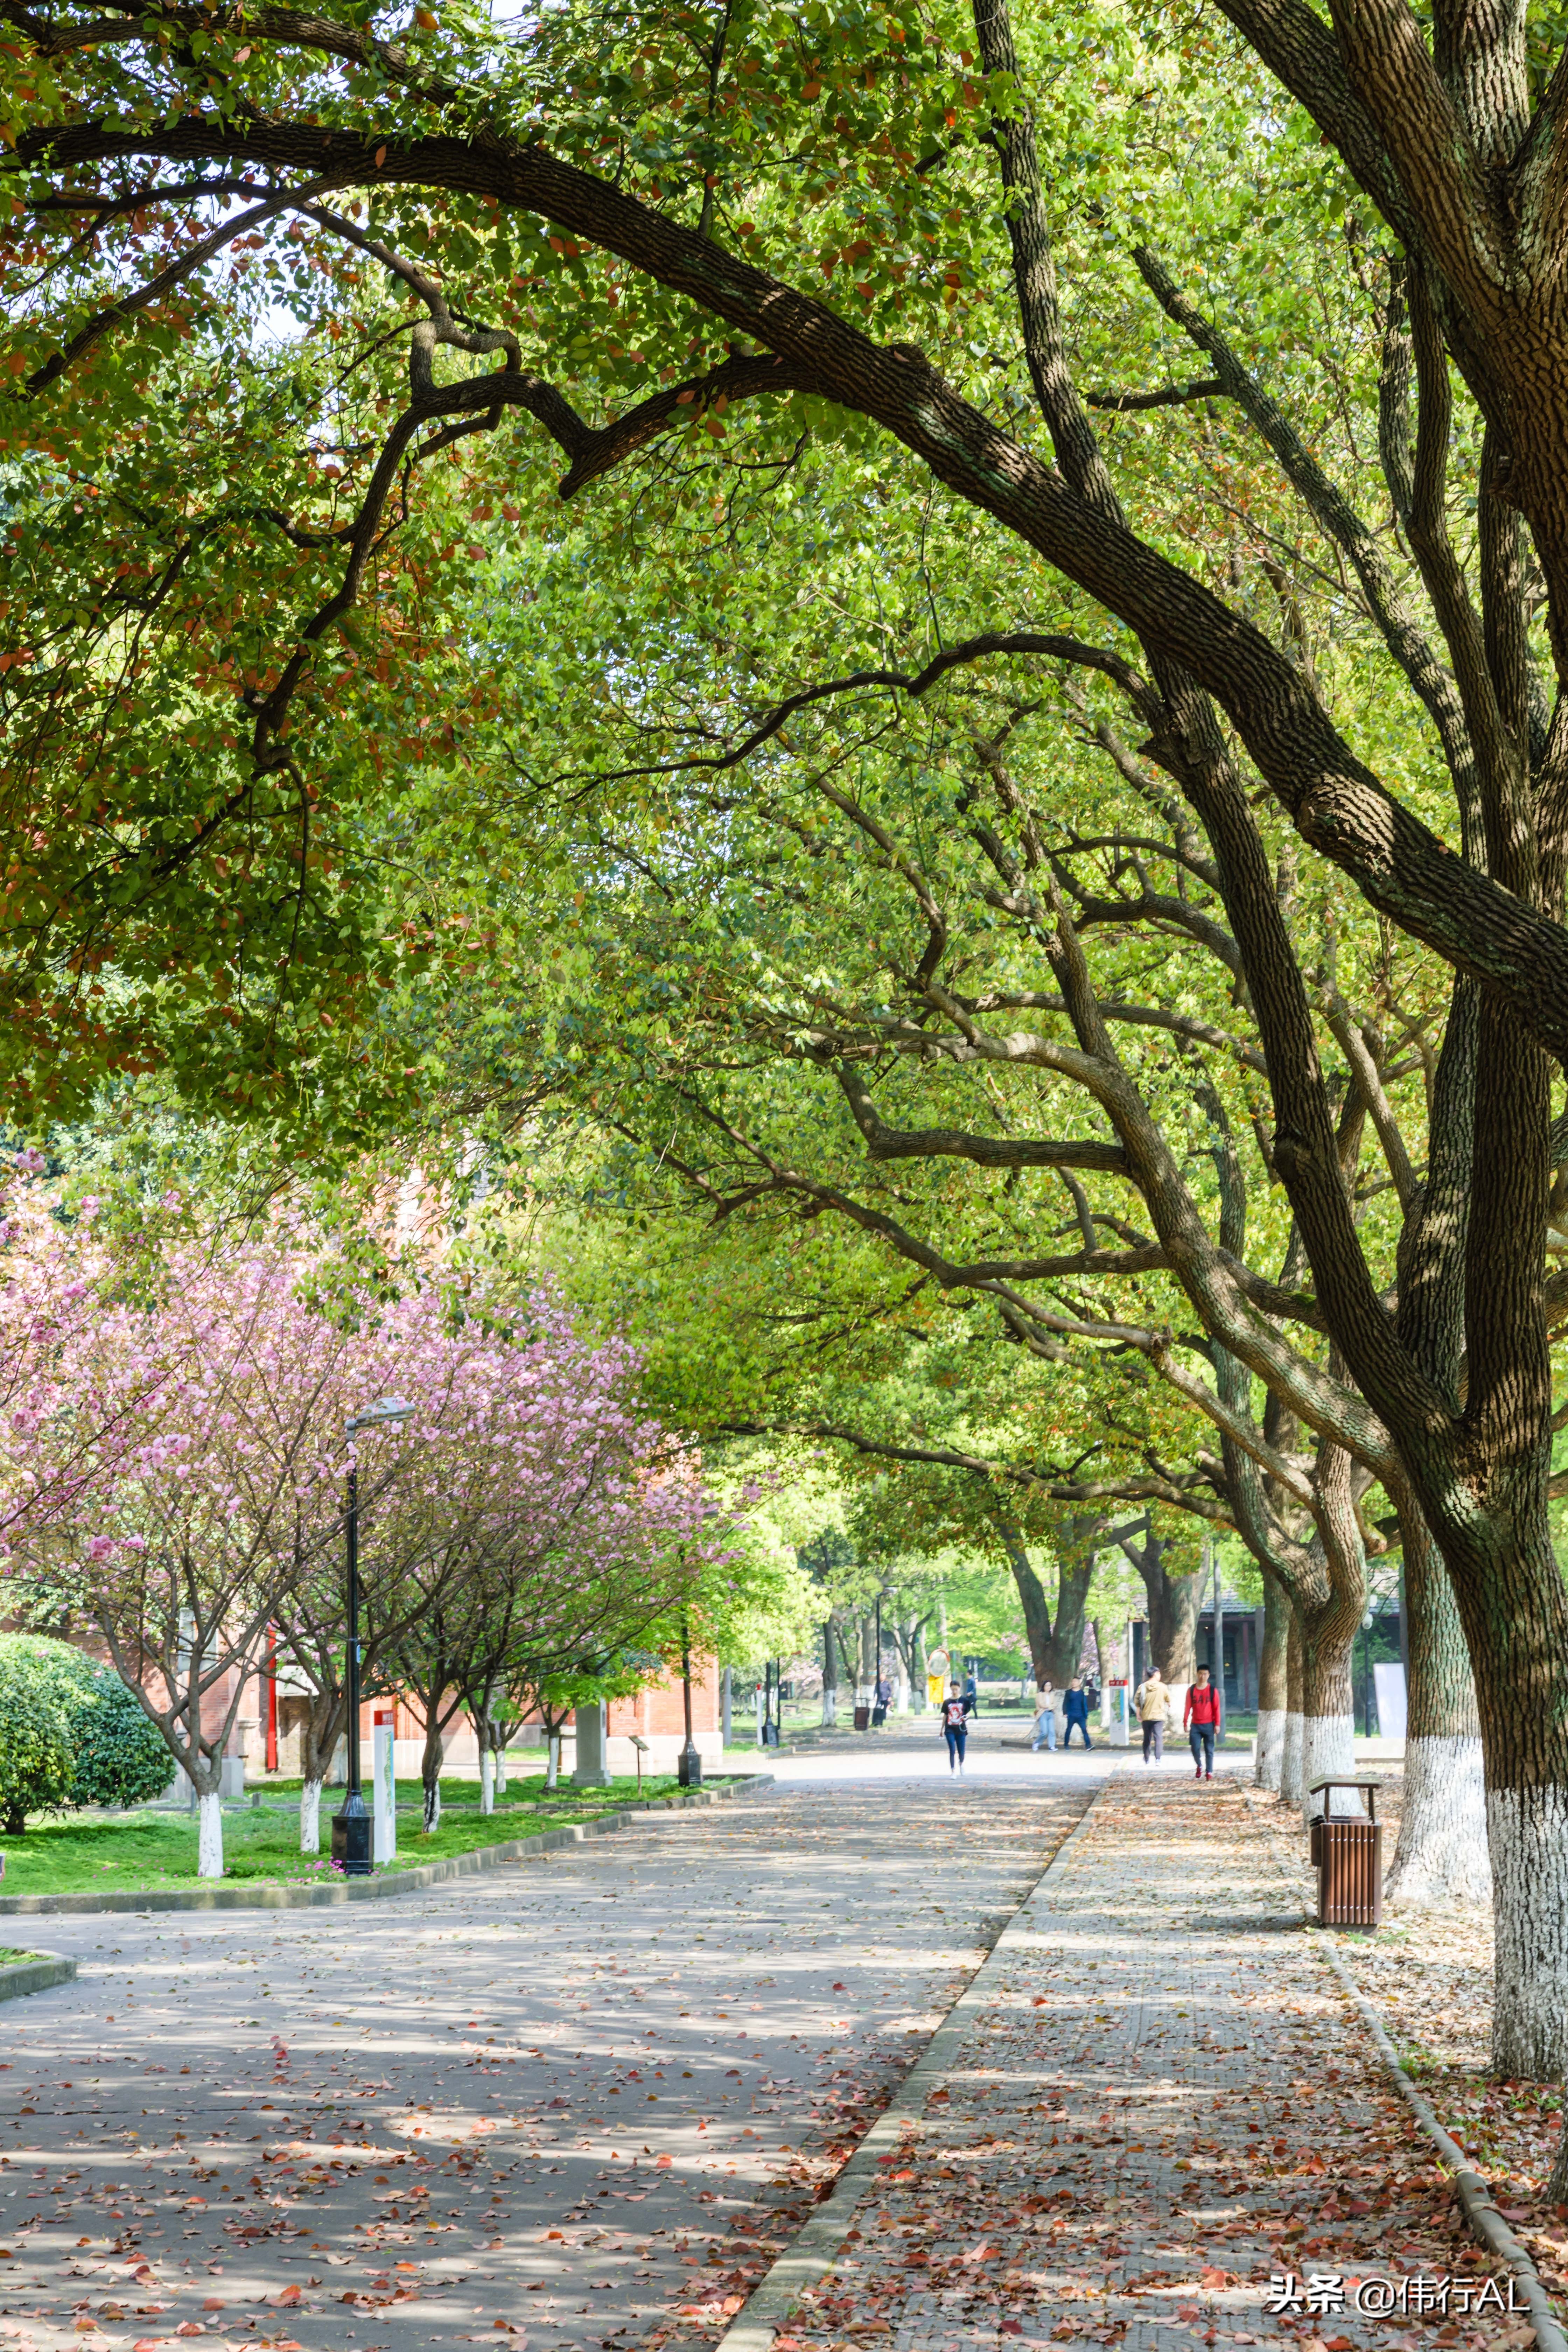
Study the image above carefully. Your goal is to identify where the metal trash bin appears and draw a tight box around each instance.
[853,1704,870,1731]
[1308,1777,1383,1928]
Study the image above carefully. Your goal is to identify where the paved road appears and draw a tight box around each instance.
[0,1738,1101,2352]
[778,1773,1514,2352]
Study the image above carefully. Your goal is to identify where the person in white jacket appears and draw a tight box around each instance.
[1031,1685,1058,1752]
[1133,1670,1172,1763]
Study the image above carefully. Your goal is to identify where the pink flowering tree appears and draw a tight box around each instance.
[264,1290,704,1848]
[367,1304,726,1830]
[0,1155,127,1550]
[6,1236,393,1874]
[4,1198,732,1871]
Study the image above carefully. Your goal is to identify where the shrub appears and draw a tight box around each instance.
[70,1667,172,1809]
[0,1635,79,1834]
[0,1634,172,1830]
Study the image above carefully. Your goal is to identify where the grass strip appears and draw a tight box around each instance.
[0,1772,688,1896]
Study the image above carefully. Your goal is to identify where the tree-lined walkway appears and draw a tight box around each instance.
[0,1767,1096,2352]
[762,1776,1527,2352]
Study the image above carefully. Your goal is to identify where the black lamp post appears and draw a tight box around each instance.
[332,1398,414,1875]
[678,1619,702,1787]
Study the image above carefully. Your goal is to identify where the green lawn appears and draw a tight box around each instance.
[0,1946,43,1962]
[0,1771,698,1898]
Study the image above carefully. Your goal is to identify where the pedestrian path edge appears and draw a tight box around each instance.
[0,1774,774,1918]
[711,1772,1118,2352]
[1239,1782,1568,2352]
[0,1950,75,2001]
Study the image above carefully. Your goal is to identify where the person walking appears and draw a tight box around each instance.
[963,1670,980,1715]
[1062,1675,1093,1750]
[1184,1663,1223,1780]
[940,1681,969,1775]
[1134,1668,1171,1764]
[872,1671,891,1728]
[1031,1683,1058,1752]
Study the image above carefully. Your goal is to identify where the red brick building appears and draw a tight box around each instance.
[260,1656,722,1781]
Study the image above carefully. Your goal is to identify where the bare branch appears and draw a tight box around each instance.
[1085,378,1225,412]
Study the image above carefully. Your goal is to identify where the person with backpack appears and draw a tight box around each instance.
[940,1680,969,1775]
[1062,1675,1093,1750]
[1184,1664,1223,1780]
[1133,1668,1171,1763]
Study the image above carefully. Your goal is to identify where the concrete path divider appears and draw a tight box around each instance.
[0,1949,75,2001]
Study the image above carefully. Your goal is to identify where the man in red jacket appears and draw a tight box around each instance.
[1184,1665,1223,1780]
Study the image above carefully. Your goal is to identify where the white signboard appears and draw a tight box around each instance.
[373,1719,397,1863]
[1373,1662,1407,1743]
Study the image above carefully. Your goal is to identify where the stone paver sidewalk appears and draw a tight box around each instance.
[764,1772,1528,2352]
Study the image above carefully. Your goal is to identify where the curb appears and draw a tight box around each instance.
[713,1769,1118,2352]
[0,1775,774,1919]
[1238,1785,1568,2352]
[0,1951,76,2001]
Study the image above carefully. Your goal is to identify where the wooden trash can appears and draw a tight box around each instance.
[1308,1777,1384,1929]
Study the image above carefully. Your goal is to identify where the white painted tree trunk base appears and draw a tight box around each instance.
[1301,1713,1358,1831]
[424,1781,442,1833]
[299,1778,323,1855]
[1255,1708,1285,1792]
[479,1752,495,1816]
[821,1691,838,1728]
[1386,1734,1490,1909]
[545,1737,560,1791]
[1489,1786,1568,2079]
[1280,1711,1304,1806]
[197,1790,224,1879]
[496,1755,508,1793]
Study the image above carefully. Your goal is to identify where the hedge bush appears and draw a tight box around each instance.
[0,1637,78,1835]
[70,1667,174,1810]
[0,1634,170,1832]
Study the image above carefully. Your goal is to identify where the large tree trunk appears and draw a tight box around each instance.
[1298,1443,1367,1829]
[297,1689,344,1855]
[197,1786,225,1879]
[1300,1603,1358,1830]
[821,1614,839,1727]
[421,1723,444,1832]
[1280,1605,1304,1807]
[1125,1527,1202,1682]
[1254,1566,1289,1793]
[996,1516,1094,1687]
[1423,1496,1568,2078]
[1385,1508,1490,1909]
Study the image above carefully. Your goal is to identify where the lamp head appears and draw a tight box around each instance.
[347,1396,417,1436]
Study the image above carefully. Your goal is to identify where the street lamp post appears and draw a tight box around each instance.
[678,1618,702,1788]
[332,1398,415,1876]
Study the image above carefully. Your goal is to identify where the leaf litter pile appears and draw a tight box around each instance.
[1250,1777,1568,2327]
[770,1777,1531,2352]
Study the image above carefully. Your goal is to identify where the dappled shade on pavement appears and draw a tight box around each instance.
[0,1769,1092,2352]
